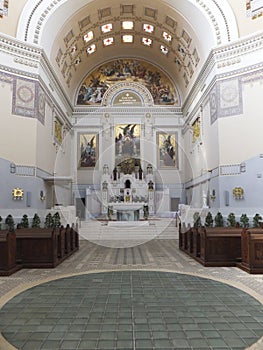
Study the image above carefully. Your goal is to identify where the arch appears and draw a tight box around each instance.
[17,0,239,50]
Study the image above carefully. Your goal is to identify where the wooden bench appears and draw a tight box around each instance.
[0,231,21,276]
[198,227,242,266]
[16,228,61,268]
[179,224,200,259]
[179,225,242,267]
[16,225,79,269]
[239,228,263,274]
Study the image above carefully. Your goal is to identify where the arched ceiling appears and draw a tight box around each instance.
[17,0,239,105]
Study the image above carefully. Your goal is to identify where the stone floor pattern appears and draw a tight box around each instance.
[0,219,263,350]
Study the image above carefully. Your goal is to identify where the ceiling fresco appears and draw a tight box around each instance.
[76,59,179,106]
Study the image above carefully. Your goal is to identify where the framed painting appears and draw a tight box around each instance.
[54,117,63,145]
[157,132,178,168]
[115,124,140,164]
[78,133,98,168]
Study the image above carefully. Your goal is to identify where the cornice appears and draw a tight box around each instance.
[72,106,183,116]
[39,49,73,114]
[0,33,73,117]
[183,31,263,116]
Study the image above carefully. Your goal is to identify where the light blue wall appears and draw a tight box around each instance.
[0,158,47,213]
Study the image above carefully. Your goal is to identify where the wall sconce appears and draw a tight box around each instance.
[210,189,216,202]
[10,163,16,174]
[233,187,244,199]
[40,190,46,201]
[240,162,246,173]
[12,188,24,200]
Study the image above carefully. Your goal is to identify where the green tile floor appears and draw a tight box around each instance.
[0,271,263,350]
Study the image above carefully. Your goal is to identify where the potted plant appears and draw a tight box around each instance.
[205,212,213,227]
[0,216,2,230]
[5,214,15,232]
[20,214,29,228]
[193,212,201,228]
[214,212,224,227]
[252,213,262,228]
[240,213,249,228]
[52,212,61,228]
[32,213,41,228]
[44,213,53,228]
[227,213,236,227]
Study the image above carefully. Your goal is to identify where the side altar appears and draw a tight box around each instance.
[101,162,155,220]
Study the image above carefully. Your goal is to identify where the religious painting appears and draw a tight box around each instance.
[192,118,200,143]
[157,132,178,168]
[78,133,98,168]
[54,118,63,144]
[76,59,179,106]
[115,124,140,165]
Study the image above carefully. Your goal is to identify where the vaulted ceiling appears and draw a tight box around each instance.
[17,0,239,105]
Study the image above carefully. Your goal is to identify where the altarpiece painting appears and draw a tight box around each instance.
[115,124,140,170]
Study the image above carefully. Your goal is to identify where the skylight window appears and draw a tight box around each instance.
[101,23,113,33]
[142,37,152,46]
[103,37,114,46]
[87,44,96,54]
[122,21,134,30]
[122,35,133,43]
[160,45,168,55]
[83,31,93,43]
[163,31,172,42]
[143,24,154,33]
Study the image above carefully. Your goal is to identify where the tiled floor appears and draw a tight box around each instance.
[0,218,263,350]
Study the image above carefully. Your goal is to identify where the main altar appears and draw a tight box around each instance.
[101,161,155,221]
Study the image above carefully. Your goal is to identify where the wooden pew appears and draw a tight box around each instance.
[16,228,60,268]
[64,224,71,255]
[0,231,21,276]
[198,227,242,267]
[239,228,263,274]
[192,227,200,259]
[57,226,65,260]
[179,224,200,259]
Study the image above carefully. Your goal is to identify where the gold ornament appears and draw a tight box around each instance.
[12,188,24,200]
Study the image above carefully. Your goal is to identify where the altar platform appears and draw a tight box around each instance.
[107,220,149,226]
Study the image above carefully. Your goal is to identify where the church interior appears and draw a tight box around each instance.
[0,0,263,349]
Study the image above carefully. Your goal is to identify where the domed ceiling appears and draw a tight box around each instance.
[17,0,239,104]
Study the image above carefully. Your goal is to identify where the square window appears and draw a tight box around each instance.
[163,31,172,42]
[142,37,152,46]
[87,44,96,54]
[70,45,77,56]
[122,21,134,30]
[83,31,93,43]
[101,23,113,33]
[160,45,168,55]
[143,23,154,33]
[103,37,114,46]
[122,35,133,43]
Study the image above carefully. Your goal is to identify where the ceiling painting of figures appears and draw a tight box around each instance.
[76,59,179,106]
